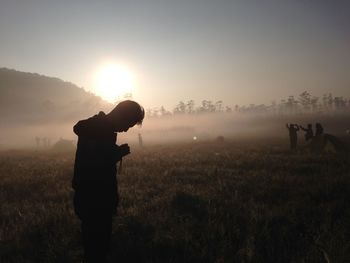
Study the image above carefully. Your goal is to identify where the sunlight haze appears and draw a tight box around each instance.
[1,0,349,109]
[1,2,350,261]
[93,62,136,103]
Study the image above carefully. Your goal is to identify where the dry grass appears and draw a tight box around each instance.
[1,138,349,262]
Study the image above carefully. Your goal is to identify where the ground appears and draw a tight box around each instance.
[0,138,349,262]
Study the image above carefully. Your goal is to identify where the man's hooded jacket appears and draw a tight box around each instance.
[72,112,123,219]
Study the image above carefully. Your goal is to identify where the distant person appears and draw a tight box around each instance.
[72,100,144,263]
[286,123,299,150]
[299,123,314,141]
[315,123,324,136]
[138,133,143,147]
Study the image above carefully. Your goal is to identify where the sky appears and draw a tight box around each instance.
[1,0,350,109]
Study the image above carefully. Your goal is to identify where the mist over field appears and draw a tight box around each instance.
[1,66,350,263]
[1,111,350,150]
[1,68,350,151]
[0,69,349,262]
[2,0,350,261]
[1,126,350,262]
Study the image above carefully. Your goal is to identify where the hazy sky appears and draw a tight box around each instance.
[1,0,349,109]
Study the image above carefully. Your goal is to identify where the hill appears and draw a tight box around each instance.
[0,68,112,125]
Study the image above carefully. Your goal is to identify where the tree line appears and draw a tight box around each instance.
[145,91,350,117]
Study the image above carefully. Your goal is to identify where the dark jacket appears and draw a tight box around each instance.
[300,126,314,141]
[72,112,123,219]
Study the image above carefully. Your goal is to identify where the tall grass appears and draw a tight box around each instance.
[1,138,349,262]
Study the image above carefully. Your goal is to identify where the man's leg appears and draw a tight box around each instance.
[81,215,113,263]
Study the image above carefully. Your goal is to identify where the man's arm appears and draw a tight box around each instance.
[299,126,306,131]
[113,144,130,163]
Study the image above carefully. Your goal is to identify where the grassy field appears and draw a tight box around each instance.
[1,138,349,262]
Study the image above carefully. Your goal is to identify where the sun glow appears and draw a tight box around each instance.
[94,63,135,103]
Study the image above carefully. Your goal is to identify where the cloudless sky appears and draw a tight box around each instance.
[1,0,349,109]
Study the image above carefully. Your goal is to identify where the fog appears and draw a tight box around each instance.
[1,68,349,150]
[1,111,349,150]
[128,112,349,145]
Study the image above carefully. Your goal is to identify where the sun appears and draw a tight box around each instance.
[94,63,135,103]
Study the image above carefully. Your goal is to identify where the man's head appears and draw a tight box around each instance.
[107,100,145,132]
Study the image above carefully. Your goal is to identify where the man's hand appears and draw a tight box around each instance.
[119,144,130,157]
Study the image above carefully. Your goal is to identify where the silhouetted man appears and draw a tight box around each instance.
[72,100,144,263]
[286,123,299,150]
[315,123,324,136]
[299,123,313,141]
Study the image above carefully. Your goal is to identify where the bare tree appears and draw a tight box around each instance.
[174,101,186,114]
[299,91,312,112]
[160,106,171,116]
[186,100,195,114]
[215,100,223,112]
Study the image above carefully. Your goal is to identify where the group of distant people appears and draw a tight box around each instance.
[286,122,324,150]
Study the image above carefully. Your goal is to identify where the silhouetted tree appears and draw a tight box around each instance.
[199,100,215,113]
[299,91,311,112]
[215,100,223,112]
[279,99,287,115]
[310,96,319,112]
[159,106,171,116]
[186,100,195,114]
[286,96,298,114]
[322,94,328,110]
[327,93,333,109]
[147,91,350,119]
[334,97,346,110]
[174,101,186,114]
